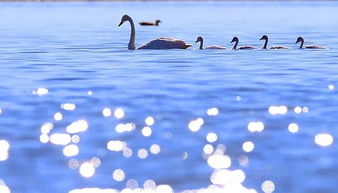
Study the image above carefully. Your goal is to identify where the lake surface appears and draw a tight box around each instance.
[0,1,338,193]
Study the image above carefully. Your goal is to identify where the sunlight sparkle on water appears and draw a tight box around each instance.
[150,144,161,155]
[107,140,126,152]
[39,134,49,143]
[33,87,48,96]
[207,107,219,116]
[262,180,275,193]
[112,169,126,182]
[247,121,264,133]
[114,108,125,119]
[145,117,155,126]
[102,107,112,117]
[0,180,11,193]
[203,144,214,154]
[79,162,95,178]
[315,133,333,147]
[328,84,335,90]
[206,132,218,143]
[63,144,79,157]
[156,185,173,193]
[142,126,152,137]
[61,103,76,111]
[288,123,299,133]
[66,120,88,134]
[115,123,135,133]
[268,105,288,115]
[41,122,53,134]
[50,133,71,145]
[188,118,204,132]
[207,154,231,169]
[0,108,2,115]
[242,141,254,152]
[54,112,63,121]
[137,148,148,159]
[0,140,10,161]
[211,169,245,185]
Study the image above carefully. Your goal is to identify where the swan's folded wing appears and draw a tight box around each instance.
[305,45,327,49]
[270,46,289,49]
[138,37,192,49]
[205,45,226,49]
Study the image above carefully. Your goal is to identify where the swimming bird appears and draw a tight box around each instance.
[260,35,289,49]
[139,20,161,26]
[118,15,191,50]
[195,36,226,50]
[230,37,257,50]
[295,36,327,49]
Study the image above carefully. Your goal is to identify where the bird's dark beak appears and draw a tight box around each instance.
[118,21,123,27]
[230,40,235,43]
[259,37,264,40]
[295,40,299,44]
[195,40,198,43]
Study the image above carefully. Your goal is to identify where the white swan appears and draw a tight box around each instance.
[118,15,192,50]
[195,36,226,50]
[260,35,289,49]
[230,37,257,50]
[295,37,327,49]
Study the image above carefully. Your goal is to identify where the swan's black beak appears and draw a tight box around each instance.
[295,40,300,44]
[259,37,264,40]
[118,21,123,27]
[195,40,199,43]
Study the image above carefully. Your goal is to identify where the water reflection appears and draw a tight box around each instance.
[79,162,95,178]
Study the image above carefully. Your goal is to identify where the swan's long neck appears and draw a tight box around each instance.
[199,39,204,50]
[233,39,238,50]
[263,38,268,49]
[127,17,136,50]
[299,39,304,49]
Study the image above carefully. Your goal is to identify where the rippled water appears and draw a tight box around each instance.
[0,2,338,193]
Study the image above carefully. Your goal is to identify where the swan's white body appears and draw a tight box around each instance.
[296,37,327,49]
[118,15,191,50]
[231,37,257,50]
[260,35,289,49]
[195,36,226,50]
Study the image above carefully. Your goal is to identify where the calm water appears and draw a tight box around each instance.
[0,2,338,193]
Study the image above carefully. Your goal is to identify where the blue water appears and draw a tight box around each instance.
[0,2,338,193]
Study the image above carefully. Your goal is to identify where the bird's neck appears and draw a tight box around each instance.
[199,39,204,50]
[233,40,238,50]
[127,17,136,50]
[263,38,268,49]
[299,39,304,49]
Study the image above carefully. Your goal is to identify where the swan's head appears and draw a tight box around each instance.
[118,15,131,27]
[260,35,268,41]
[195,36,203,43]
[155,20,162,25]
[231,37,239,43]
[295,36,304,44]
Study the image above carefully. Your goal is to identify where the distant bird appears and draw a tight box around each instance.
[139,20,161,26]
[195,36,226,50]
[118,15,191,50]
[260,35,289,49]
[230,37,257,50]
[295,36,327,49]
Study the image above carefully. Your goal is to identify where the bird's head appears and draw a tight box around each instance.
[118,15,130,27]
[260,35,268,41]
[195,36,203,43]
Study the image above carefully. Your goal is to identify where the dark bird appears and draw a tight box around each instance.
[230,37,257,50]
[195,36,226,50]
[260,35,289,49]
[139,20,161,26]
[295,36,327,49]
